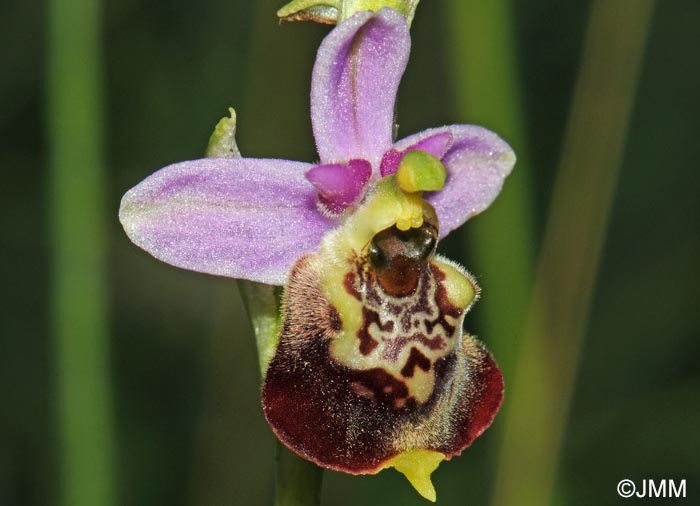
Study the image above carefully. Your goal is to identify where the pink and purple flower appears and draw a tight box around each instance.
[120,8,515,501]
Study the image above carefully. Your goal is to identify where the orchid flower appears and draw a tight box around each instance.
[120,7,514,502]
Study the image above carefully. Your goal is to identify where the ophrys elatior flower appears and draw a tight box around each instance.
[120,8,514,501]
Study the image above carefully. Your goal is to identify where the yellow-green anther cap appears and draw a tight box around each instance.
[396,150,447,193]
[278,0,420,26]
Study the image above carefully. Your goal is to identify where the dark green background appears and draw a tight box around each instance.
[2,0,698,505]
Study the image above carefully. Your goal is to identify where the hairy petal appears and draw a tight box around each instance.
[395,126,516,237]
[263,253,504,475]
[311,8,410,168]
[119,158,335,285]
[263,182,503,481]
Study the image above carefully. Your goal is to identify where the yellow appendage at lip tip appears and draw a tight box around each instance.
[382,449,445,502]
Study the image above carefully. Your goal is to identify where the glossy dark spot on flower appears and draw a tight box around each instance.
[368,223,437,297]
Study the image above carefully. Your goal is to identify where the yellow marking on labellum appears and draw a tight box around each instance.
[325,251,462,404]
[383,449,445,502]
[408,367,436,404]
[312,166,478,405]
[432,257,479,310]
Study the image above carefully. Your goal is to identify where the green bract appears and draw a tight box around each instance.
[278,0,420,25]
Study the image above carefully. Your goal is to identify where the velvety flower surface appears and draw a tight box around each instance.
[119,7,515,502]
[262,160,505,501]
[119,8,515,286]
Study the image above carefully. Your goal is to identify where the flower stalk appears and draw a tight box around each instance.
[239,277,323,506]
[237,280,282,374]
[278,0,419,25]
[274,441,324,506]
[206,110,324,505]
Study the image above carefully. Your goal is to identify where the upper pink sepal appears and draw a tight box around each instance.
[311,8,410,168]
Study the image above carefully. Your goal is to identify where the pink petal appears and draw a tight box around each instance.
[395,126,516,237]
[306,159,372,214]
[379,131,454,176]
[311,8,410,168]
[119,158,335,285]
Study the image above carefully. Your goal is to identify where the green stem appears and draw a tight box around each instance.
[206,110,324,505]
[238,280,324,506]
[47,0,116,505]
[490,2,654,505]
[237,280,282,374]
[274,441,324,506]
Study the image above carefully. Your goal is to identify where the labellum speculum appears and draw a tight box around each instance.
[263,151,504,501]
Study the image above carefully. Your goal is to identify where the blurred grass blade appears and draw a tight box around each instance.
[444,0,536,376]
[490,2,654,505]
[47,0,116,505]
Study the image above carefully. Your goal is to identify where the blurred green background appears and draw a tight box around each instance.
[2,0,698,505]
